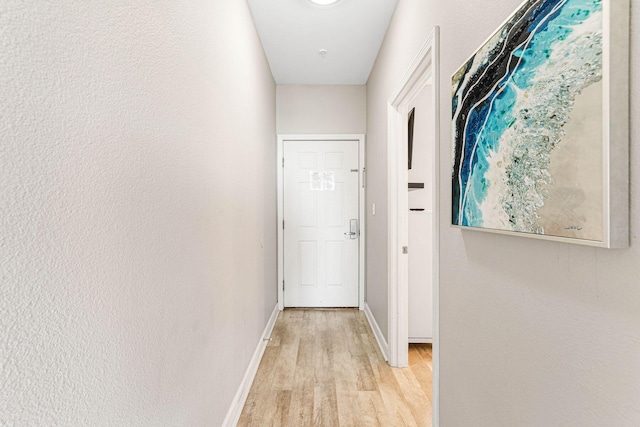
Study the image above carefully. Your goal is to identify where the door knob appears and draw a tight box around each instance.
[344,219,359,240]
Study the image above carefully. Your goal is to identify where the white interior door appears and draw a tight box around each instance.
[408,83,434,342]
[283,140,359,307]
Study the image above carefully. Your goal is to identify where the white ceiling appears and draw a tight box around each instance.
[247,0,398,85]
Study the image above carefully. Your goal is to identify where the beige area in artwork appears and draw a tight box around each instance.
[537,81,603,241]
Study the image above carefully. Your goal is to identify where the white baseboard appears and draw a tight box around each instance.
[364,302,389,362]
[222,304,280,427]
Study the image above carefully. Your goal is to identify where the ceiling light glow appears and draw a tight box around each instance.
[308,0,340,6]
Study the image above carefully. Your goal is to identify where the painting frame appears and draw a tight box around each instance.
[450,0,629,248]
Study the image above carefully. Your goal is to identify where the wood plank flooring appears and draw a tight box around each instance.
[238,309,433,427]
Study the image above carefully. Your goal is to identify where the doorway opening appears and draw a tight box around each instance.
[277,134,366,311]
[387,28,440,425]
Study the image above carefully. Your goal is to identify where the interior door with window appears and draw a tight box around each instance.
[283,140,359,307]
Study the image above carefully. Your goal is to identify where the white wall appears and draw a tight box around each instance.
[367,0,640,425]
[0,1,276,425]
[277,85,366,134]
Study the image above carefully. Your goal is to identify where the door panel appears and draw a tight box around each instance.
[284,140,359,307]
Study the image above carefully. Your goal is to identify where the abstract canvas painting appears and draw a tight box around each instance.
[451,0,629,247]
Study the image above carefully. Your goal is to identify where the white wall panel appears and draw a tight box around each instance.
[0,1,276,425]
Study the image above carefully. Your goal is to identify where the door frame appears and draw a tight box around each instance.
[277,134,366,311]
[387,27,440,423]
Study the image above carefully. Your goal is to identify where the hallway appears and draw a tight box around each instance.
[3,1,638,425]
[238,309,432,426]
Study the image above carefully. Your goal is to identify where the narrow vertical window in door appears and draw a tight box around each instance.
[283,140,359,307]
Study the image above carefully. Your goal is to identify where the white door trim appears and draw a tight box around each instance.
[277,134,366,311]
[386,28,440,425]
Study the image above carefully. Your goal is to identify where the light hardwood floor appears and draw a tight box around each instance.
[238,309,433,427]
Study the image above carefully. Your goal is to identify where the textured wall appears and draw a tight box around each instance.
[0,1,276,425]
[366,0,435,343]
[367,0,640,425]
[276,85,367,134]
